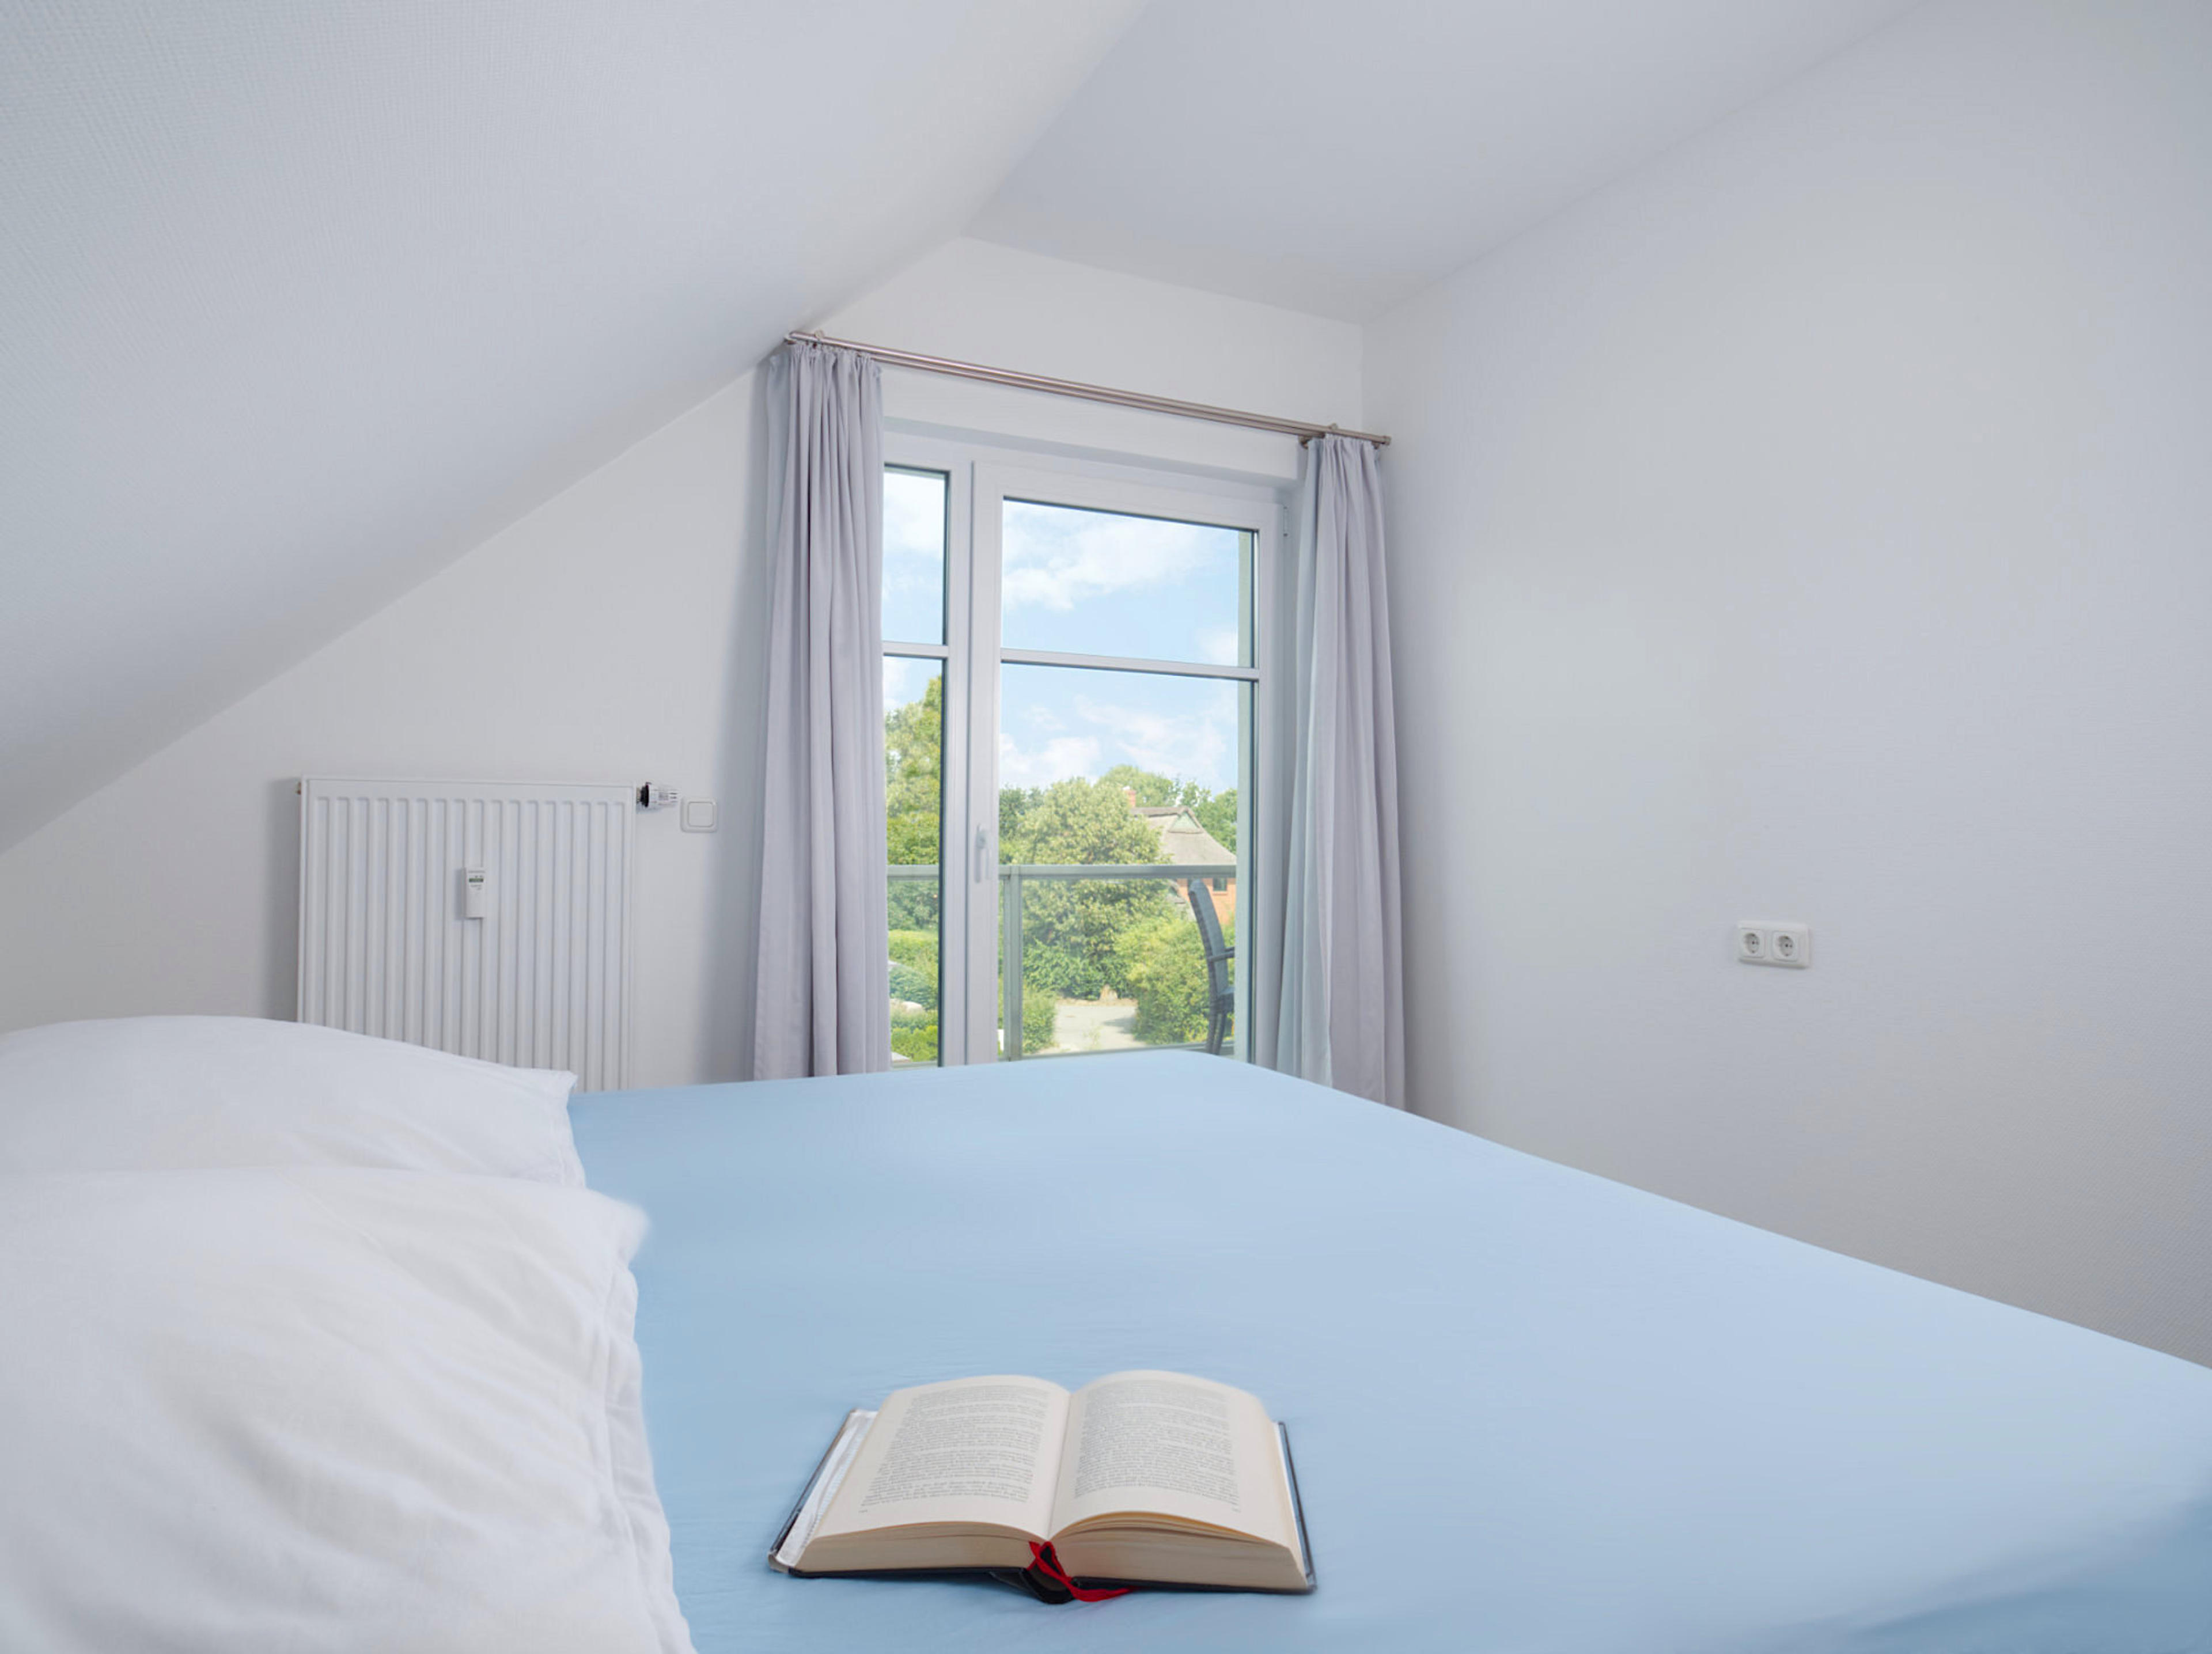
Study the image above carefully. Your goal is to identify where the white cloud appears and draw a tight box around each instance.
[1075,691,1234,789]
[1001,501,1238,613]
[882,468,945,623]
[1195,625,1241,666]
[881,657,936,710]
[998,731,1103,788]
[884,471,944,566]
[999,670,1238,792]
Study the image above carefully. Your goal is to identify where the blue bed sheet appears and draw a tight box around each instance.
[571,1053,2212,1653]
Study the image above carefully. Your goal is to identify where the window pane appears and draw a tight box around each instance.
[885,656,942,1067]
[998,662,1240,830]
[1001,877,1233,1057]
[995,662,1240,1060]
[884,468,946,646]
[1000,499,1247,666]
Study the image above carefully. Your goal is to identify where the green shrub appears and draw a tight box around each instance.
[1017,878,1181,1002]
[1022,980,1056,1053]
[995,976,1059,1054]
[887,930,938,1010]
[1119,915,1205,1044]
[887,961,931,1009]
[1119,908,1233,1046]
[890,1003,937,1065]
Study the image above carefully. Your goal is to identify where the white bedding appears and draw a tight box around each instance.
[0,1166,691,1654]
[0,1015,582,1183]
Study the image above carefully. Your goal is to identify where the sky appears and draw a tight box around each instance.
[884,471,1247,796]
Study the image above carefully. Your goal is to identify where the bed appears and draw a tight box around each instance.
[3,1019,2206,1651]
[572,1052,2212,1653]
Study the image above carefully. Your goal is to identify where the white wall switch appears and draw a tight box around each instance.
[1737,921,1809,968]
[680,797,718,833]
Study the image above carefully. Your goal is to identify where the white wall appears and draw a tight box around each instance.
[0,379,770,1088]
[0,239,1361,1087]
[1365,0,2212,1364]
[832,236,1361,454]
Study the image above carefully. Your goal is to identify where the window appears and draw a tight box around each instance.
[884,443,1276,1068]
[883,468,949,1067]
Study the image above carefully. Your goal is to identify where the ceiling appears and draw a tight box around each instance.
[0,0,1923,852]
[971,0,1923,320]
[0,0,1141,851]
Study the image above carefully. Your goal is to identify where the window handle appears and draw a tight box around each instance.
[974,825,991,883]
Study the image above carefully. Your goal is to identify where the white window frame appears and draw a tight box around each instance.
[882,433,1285,1068]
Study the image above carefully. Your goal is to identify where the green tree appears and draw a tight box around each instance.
[885,675,942,933]
[1192,786,1237,853]
[1100,764,1178,807]
[885,674,942,864]
[1009,775,1163,866]
[998,784,1041,855]
[1003,776,1175,1000]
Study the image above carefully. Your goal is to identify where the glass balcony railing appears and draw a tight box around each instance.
[887,863,1237,1065]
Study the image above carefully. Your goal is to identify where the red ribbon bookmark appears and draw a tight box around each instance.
[1028,1542,1131,1602]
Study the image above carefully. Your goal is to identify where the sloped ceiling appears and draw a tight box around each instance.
[0,0,1141,851]
[971,0,1924,320]
[1,0,1930,856]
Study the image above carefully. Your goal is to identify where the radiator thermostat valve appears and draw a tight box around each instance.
[638,784,680,810]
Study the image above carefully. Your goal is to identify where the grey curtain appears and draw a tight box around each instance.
[1258,434,1406,1106]
[751,341,890,1079]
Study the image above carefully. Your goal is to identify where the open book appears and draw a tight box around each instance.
[770,1371,1313,1594]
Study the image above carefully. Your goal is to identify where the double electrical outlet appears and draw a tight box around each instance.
[1737,921,1810,969]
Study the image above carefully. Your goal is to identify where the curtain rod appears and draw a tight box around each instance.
[783,330,1390,448]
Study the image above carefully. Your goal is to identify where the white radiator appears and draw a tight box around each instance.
[298,779,634,1090]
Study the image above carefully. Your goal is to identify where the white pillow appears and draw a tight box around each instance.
[0,1167,692,1654]
[0,1015,582,1183]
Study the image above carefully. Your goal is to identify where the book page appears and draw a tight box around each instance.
[1047,1370,1297,1548]
[809,1375,1069,1542]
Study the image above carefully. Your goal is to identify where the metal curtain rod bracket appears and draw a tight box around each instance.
[782,330,1389,447]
